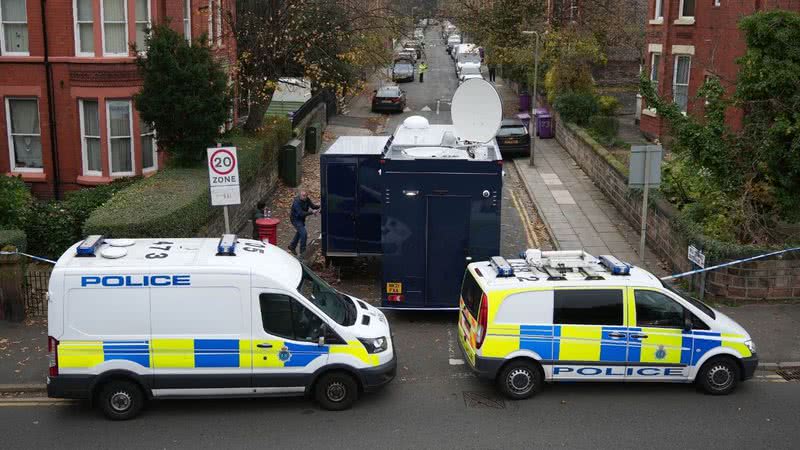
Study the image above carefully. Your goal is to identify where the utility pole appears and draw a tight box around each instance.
[522,30,541,167]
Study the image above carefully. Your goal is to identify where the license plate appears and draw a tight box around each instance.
[504,139,519,144]
[386,282,402,294]
[382,100,395,104]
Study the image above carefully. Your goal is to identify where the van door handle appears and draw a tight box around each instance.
[607,332,626,339]
[257,343,273,349]
[630,334,648,339]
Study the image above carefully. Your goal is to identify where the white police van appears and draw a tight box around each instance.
[47,235,396,420]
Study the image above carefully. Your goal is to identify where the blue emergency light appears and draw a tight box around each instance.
[599,255,631,276]
[76,235,105,257]
[217,234,238,256]
[490,256,514,277]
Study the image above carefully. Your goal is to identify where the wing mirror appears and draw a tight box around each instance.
[683,313,693,332]
[317,323,328,346]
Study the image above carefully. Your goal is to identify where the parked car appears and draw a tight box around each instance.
[495,118,531,155]
[395,51,416,64]
[391,61,415,82]
[403,47,420,62]
[459,73,485,85]
[372,86,407,113]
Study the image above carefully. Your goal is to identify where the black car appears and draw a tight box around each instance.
[391,60,415,82]
[495,118,531,155]
[372,86,407,113]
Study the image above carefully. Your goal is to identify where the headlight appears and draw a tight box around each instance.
[744,339,756,354]
[358,336,388,354]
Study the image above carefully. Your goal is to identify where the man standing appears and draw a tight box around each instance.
[488,63,497,83]
[288,189,319,256]
[419,61,428,83]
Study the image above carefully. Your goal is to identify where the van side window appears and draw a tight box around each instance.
[495,291,554,324]
[259,294,295,340]
[291,300,324,342]
[635,290,685,328]
[553,289,623,326]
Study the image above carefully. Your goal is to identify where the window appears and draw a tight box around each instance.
[1,0,29,55]
[673,55,691,112]
[553,289,624,326]
[297,263,353,326]
[495,291,554,324]
[259,294,325,342]
[183,0,191,42]
[460,270,484,317]
[5,98,42,171]
[680,0,695,17]
[207,0,213,43]
[140,116,156,171]
[79,99,101,175]
[635,290,685,328]
[650,53,661,88]
[654,0,663,19]
[214,0,221,47]
[106,99,133,175]
[713,0,720,5]
[74,0,94,55]
[102,0,128,55]
[134,0,150,51]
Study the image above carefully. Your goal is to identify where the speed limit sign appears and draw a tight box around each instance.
[207,147,241,206]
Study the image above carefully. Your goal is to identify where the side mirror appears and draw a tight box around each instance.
[317,323,328,346]
[683,314,693,332]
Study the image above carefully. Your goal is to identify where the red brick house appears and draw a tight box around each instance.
[640,0,800,139]
[0,0,236,199]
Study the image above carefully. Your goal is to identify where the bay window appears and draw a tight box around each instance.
[140,117,156,171]
[107,100,133,175]
[79,99,102,175]
[673,55,691,113]
[650,53,661,89]
[102,0,128,56]
[134,0,150,51]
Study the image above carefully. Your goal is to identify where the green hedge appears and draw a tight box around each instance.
[85,118,292,238]
[0,229,27,252]
[588,115,620,147]
[553,92,598,126]
[0,175,33,229]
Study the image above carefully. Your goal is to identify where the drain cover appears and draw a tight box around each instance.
[776,367,800,381]
[463,391,506,409]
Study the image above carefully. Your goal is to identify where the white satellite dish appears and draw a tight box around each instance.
[106,239,135,247]
[451,79,502,143]
[100,246,127,259]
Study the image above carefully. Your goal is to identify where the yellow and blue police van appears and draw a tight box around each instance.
[46,235,396,420]
[458,250,758,399]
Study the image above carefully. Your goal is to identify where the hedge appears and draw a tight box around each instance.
[84,119,292,238]
[0,229,27,252]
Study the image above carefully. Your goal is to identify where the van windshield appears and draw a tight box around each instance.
[297,264,356,326]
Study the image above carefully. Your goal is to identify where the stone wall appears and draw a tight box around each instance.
[553,113,800,301]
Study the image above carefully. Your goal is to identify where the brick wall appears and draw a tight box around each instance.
[553,113,800,301]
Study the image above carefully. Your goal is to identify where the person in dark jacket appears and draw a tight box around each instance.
[288,189,319,255]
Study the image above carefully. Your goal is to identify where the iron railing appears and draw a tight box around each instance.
[23,270,50,317]
[290,90,337,128]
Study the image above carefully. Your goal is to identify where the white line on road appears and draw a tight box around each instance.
[421,106,432,112]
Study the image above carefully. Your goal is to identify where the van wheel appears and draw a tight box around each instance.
[498,360,543,400]
[315,372,358,411]
[97,379,145,420]
[697,357,740,395]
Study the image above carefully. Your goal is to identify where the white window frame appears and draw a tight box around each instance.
[106,99,135,176]
[100,0,129,57]
[714,0,720,6]
[134,0,151,53]
[207,0,213,43]
[4,97,43,173]
[650,52,661,89]
[215,0,222,47]
[673,55,692,114]
[79,99,102,176]
[140,118,157,173]
[679,0,695,19]
[0,0,30,56]
[654,0,663,19]
[183,0,191,42]
[73,0,95,57]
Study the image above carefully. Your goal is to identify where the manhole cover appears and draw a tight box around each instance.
[776,368,800,381]
[463,391,506,409]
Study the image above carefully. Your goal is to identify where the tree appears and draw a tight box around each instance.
[134,25,231,166]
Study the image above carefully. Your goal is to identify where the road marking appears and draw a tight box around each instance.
[449,358,465,365]
[421,106,432,112]
[0,398,76,407]
[403,107,412,112]
[510,188,540,248]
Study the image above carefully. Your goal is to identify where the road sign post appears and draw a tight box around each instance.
[629,145,663,266]
[207,146,241,234]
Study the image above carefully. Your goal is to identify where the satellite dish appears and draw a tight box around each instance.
[106,239,135,247]
[100,246,127,259]
[451,79,502,143]
[403,115,430,129]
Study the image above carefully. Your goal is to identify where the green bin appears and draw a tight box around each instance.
[280,138,302,187]
[306,125,319,154]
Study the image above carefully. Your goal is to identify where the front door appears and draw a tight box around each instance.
[626,288,692,381]
[251,292,329,392]
[426,195,471,307]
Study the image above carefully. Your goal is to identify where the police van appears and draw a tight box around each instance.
[46,235,396,420]
[458,250,758,399]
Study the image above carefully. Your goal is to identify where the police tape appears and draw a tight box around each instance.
[661,246,800,281]
[0,250,56,265]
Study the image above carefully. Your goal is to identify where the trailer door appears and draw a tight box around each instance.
[325,162,357,255]
[426,195,471,307]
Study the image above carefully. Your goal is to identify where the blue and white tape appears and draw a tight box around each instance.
[661,247,800,281]
[0,250,56,265]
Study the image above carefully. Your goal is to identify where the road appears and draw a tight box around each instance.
[3,29,798,449]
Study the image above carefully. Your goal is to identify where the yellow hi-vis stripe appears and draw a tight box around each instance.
[638,328,682,364]
[558,326,602,361]
[151,339,194,368]
[329,341,379,366]
[59,341,103,369]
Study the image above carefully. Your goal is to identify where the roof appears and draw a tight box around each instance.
[469,251,662,291]
[53,237,303,291]
[324,136,390,156]
[501,118,524,126]
[377,86,401,96]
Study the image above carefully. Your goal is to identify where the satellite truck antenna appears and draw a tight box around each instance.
[451,79,503,146]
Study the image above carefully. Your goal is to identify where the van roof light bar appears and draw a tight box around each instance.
[217,234,237,256]
[490,256,514,277]
[599,255,631,275]
[76,235,104,257]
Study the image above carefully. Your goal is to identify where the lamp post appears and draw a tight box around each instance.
[522,30,541,167]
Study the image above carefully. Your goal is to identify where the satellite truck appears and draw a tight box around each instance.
[320,80,504,310]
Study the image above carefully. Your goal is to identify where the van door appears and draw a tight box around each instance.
[626,288,692,381]
[325,162,358,254]
[426,195,471,307]
[251,291,329,393]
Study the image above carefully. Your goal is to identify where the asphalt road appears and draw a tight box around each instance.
[3,29,798,449]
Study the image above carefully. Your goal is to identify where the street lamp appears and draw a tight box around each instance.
[522,30,541,167]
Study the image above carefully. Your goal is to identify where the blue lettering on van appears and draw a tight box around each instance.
[553,366,686,377]
[81,275,191,287]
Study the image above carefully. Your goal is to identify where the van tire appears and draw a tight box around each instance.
[497,360,543,400]
[315,372,358,411]
[697,356,740,395]
[97,380,145,420]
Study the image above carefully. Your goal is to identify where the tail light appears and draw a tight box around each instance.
[387,294,404,302]
[390,98,400,103]
[475,294,488,349]
[48,336,59,377]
